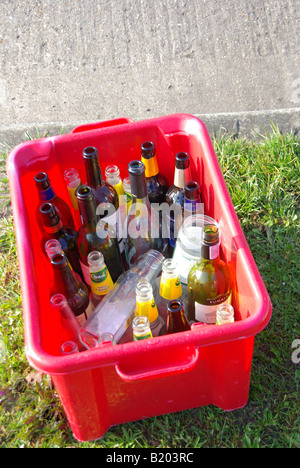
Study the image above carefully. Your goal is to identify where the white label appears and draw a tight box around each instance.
[195,293,231,324]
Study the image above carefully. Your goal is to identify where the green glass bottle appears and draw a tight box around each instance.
[76,185,124,285]
[187,224,233,324]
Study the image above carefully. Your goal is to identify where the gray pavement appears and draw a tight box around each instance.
[0,0,299,148]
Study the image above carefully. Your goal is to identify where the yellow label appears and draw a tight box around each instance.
[113,181,125,198]
[136,298,158,323]
[159,275,182,300]
[91,267,114,296]
[141,156,159,177]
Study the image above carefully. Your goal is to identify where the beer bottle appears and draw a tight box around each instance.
[135,280,166,337]
[124,160,168,267]
[40,202,83,281]
[141,141,169,204]
[76,185,124,284]
[156,258,184,322]
[87,251,114,308]
[50,253,92,327]
[132,316,153,341]
[166,300,191,334]
[187,224,232,324]
[165,152,192,252]
[34,172,75,231]
[184,181,202,217]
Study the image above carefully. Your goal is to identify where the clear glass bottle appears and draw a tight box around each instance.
[187,224,233,324]
[76,185,124,284]
[166,300,191,334]
[105,165,125,199]
[50,293,80,344]
[124,160,168,267]
[216,304,235,325]
[61,341,79,355]
[79,250,164,345]
[64,168,82,210]
[172,214,218,291]
[156,258,184,322]
[132,316,153,341]
[87,251,114,308]
[141,141,169,204]
[34,171,75,231]
[135,280,166,337]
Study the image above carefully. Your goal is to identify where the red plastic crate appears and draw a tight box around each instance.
[7,114,272,442]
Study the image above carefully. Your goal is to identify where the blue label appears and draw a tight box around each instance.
[39,187,56,202]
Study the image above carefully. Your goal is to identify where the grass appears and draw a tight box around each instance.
[0,126,299,448]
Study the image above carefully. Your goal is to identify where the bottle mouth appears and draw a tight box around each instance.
[51,253,67,266]
[83,146,99,159]
[181,214,220,249]
[34,172,50,189]
[40,202,53,214]
[168,300,183,313]
[175,152,190,169]
[202,224,219,245]
[50,294,67,309]
[185,181,199,199]
[141,141,155,159]
[128,160,145,175]
[76,185,93,200]
[64,168,80,184]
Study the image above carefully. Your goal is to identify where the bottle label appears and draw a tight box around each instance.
[67,184,81,210]
[160,275,182,301]
[39,187,55,202]
[195,292,232,324]
[136,299,159,323]
[141,156,159,177]
[91,266,113,296]
[133,331,153,341]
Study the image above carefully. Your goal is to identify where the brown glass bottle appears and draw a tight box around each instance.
[34,172,75,231]
[40,202,83,282]
[50,253,91,327]
[166,300,191,334]
[165,152,192,251]
[184,181,202,216]
[141,141,169,204]
[76,185,124,284]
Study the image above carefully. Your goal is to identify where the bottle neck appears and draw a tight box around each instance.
[85,157,104,188]
[201,243,220,261]
[141,155,159,178]
[174,166,191,189]
[77,192,98,226]
[52,257,79,296]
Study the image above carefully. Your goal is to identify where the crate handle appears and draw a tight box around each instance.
[72,117,135,133]
[115,346,199,382]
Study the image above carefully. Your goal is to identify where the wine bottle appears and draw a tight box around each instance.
[50,253,92,327]
[132,316,153,341]
[34,172,75,231]
[165,152,192,251]
[156,258,184,322]
[166,300,191,334]
[141,141,169,204]
[87,251,114,308]
[76,185,124,284]
[187,224,233,324]
[40,202,83,281]
[135,280,166,337]
[124,160,168,268]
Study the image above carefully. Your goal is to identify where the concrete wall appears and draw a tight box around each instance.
[0,0,299,147]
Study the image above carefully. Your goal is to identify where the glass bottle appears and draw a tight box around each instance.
[50,293,80,344]
[156,258,184,322]
[64,168,82,211]
[82,146,119,223]
[173,214,218,291]
[50,253,92,327]
[166,300,191,334]
[135,280,166,337]
[132,316,153,341]
[123,176,132,213]
[79,250,164,345]
[76,185,124,284]
[184,181,202,217]
[124,160,168,268]
[165,152,192,252]
[105,165,125,199]
[87,251,114,308]
[40,202,83,281]
[187,224,233,324]
[61,341,79,355]
[141,141,169,204]
[34,172,75,231]
[216,304,235,325]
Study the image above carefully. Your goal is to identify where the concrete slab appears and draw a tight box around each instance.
[0,0,299,147]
